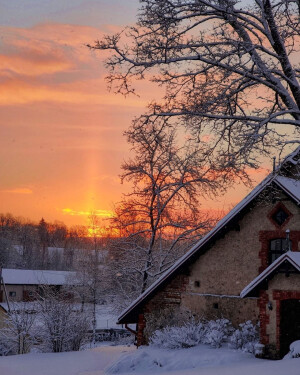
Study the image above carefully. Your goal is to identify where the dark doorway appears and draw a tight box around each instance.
[280,299,300,357]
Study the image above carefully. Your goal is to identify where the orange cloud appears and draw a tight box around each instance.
[0,78,148,106]
[62,208,114,217]
[0,188,33,194]
[0,53,73,77]
[0,22,117,69]
[1,23,116,47]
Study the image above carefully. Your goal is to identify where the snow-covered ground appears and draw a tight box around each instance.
[0,345,134,375]
[0,344,299,375]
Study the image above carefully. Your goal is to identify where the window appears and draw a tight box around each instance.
[9,291,16,297]
[194,280,200,287]
[269,238,292,264]
[272,208,289,226]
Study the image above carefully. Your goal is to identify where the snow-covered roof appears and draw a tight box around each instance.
[275,176,300,204]
[1,269,76,286]
[240,251,300,298]
[117,149,300,324]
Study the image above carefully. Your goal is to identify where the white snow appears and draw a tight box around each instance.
[284,340,300,359]
[0,346,134,375]
[240,251,300,298]
[1,269,76,286]
[188,292,257,299]
[0,344,299,375]
[275,176,300,203]
[96,305,119,329]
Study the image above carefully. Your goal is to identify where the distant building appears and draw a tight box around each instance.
[0,269,75,302]
[117,147,300,359]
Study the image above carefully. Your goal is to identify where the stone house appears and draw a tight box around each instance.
[117,147,300,359]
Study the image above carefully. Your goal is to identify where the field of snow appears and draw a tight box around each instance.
[0,344,300,375]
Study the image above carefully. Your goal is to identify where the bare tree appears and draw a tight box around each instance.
[110,121,224,299]
[91,0,300,169]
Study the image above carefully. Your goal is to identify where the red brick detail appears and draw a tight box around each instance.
[139,274,189,345]
[258,230,300,273]
[267,202,293,229]
[272,290,300,352]
[137,313,146,347]
[273,290,300,300]
[258,290,270,345]
[144,274,189,314]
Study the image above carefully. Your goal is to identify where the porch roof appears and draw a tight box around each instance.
[240,251,300,298]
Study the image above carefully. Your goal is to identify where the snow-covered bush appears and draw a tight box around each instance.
[67,310,91,351]
[284,340,300,359]
[203,319,233,348]
[229,321,259,354]
[150,320,206,349]
[36,288,90,353]
[150,318,260,352]
[0,303,37,355]
[144,308,192,342]
[150,318,232,349]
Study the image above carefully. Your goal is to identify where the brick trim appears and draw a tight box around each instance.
[137,313,146,347]
[267,202,293,229]
[258,290,270,345]
[272,290,300,352]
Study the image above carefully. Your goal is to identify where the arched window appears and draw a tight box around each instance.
[269,238,292,264]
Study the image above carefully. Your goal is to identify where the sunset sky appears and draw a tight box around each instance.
[0,0,270,227]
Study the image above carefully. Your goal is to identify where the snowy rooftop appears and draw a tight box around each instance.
[240,251,300,298]
[118,172,300,323]
[1,269,76,286]
[275,176,300,203]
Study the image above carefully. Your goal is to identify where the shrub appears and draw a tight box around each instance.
[144,308,192,342]
[150,320,206,349]
[36,288,90,353]
[203,319,233,348]
[229,321,259,354]
[150,318,233,349]
[150,318,260,352]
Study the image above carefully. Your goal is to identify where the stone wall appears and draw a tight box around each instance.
[137,193,300,345]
